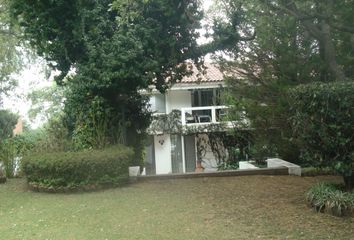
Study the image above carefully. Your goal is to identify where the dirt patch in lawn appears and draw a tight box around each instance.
[0,175,353,239]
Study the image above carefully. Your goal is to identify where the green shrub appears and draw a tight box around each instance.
[22,145,134,190]
[0,134,36,177]
[0,110,18,142]
[217,161,239,170]
[0,125,72,178]
[306,182,354,217]
[301,167,336,176]
[290,81,354,191]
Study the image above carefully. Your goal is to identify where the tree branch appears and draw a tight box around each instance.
[330,23,354,34]
[239,31,256,41]
[0,29,19,38]
[261,0,323,39]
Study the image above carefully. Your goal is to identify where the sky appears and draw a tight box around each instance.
[3,58,52,127]
[3,0,215,128]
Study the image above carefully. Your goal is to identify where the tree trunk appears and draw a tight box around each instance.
[319,20,348,81]
[280,1,348,82]
[318,40,328,82]
[343,175,354,192]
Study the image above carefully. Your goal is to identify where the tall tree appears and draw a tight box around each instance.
[0,0,23,102]
[10,0,204,153]
[210,0,354,162]
[260,0,354,82]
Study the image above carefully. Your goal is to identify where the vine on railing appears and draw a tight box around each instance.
[147,109,252,170]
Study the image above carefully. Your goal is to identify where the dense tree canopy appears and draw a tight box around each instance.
[211,0,354,162]
[10,0,204,155]
[10,0,203,90]
[0,0,24,101]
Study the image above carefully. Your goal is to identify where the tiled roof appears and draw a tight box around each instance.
[179,63,224,83]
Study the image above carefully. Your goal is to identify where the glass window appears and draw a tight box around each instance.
[171,134,183,173]
[149,94,166,113]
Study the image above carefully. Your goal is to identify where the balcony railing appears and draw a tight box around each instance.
[181,106,229,126]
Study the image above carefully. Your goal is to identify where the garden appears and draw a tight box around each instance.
[0,1,353,239]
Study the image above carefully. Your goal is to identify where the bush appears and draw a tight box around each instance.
[22,145,134,191]
[301,167,336,176]
[306,182,354,217]
[0,125,70,178]
[0,134,36,177]
[290,81,354,191]
[0,139,18,178]
[0,110,18,141]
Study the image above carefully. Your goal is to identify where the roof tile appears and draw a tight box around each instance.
[179,63,224,83]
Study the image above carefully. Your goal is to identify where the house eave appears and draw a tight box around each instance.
[170,81,225,90]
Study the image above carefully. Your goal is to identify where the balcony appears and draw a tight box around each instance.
[148,105,248,135]
[181,106,229,127]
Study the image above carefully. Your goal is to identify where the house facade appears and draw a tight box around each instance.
[144,64,233,175]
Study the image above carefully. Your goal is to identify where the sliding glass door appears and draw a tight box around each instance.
[171,134,183,173]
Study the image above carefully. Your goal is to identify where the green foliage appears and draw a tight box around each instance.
[0,133,35,177]
[290,81,354,190]
[0,0,24,96]
[0,139,17,177]
[10,0,203,87]
[10,0,204,157]
[301,167,336,177]
[148,110,182,134]
[213,0,354,164]
[22,145,133,189]
[217,161,239,171]
[214,0,312,164]
[39,115,71,152]
[148,108,252,170]
[208,130,252,170]
[249,142,278,161]
[0,109,18,142]
[306,182,354,217]
[71,96,113,150]
[27,83,65,123]
[0,115,72,178]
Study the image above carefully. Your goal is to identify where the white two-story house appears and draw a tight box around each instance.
[143,63,237,175]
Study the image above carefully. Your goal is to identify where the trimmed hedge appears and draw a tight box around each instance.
[22,145,134,191]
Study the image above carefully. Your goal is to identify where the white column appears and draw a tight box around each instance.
[165,92,169,113]
[211,107,217,123]
[181,135,186,173]
[181,108,186,125]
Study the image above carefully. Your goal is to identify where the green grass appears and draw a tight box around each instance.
[0,176,353,240]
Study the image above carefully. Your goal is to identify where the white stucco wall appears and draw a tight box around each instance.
[154,134,172,174]
[166,90,192,113]
[148,96,156,112]
[148,94,166,113]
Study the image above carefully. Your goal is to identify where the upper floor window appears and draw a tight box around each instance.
[192,89,222,107]
[149,93,166,113]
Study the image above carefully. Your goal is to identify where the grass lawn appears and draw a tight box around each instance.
[0,175,353,240]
